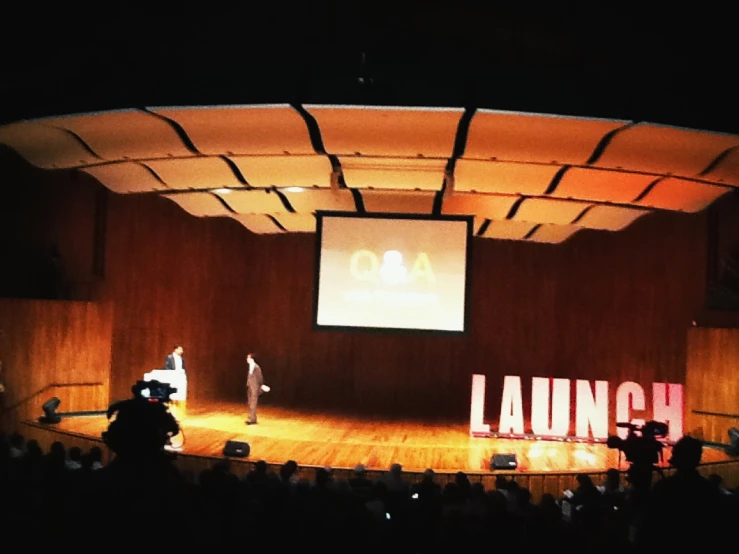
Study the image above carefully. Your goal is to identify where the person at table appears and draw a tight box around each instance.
[164,345,185,371]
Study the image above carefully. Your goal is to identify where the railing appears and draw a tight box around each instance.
[692,409,739,419]
[5,382,105,413]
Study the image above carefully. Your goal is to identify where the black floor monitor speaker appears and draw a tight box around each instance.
[223,440,250,458]
[491,453,518,470]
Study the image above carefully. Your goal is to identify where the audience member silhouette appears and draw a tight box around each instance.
[636,436,729,550]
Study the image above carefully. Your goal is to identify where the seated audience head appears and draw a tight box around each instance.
[668,436,703,471]
[26,439,43,458]
[605,468,620,487]
[89,446,102,462]
[280,460,299,481]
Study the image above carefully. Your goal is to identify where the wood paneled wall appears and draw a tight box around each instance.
[686,327,739,444]
[0,298,113,429]
[2,153,738,433]
[97,186,709,432]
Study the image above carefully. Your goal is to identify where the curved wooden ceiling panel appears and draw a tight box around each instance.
[0,121,100,169]
[464,110,627,164]
[306,105,462,158]
[272,213,317,232]
[441,192,518,220]
[80,162,168,193]
[281,189,356,213]
[216,189,287,214]
[41,110,192,161]
[229,214,285,234]
[528,224,581,244]
[149,105,315,156]
[359,190,436,214]
[591,123,739,177]
[454,160,560,195]
[634,178,730,212]
[512,198,592,225]
[574,205,651,231]
[145,157,245,191]
[700,147,739,187]
[550,167,656,204]
[2,105,738,243]
[340,157,447,190]
[228,154,332,188]
[480,220,538,240]
[162,192,232,217]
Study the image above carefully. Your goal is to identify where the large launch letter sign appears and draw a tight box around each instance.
[469,374,684,442]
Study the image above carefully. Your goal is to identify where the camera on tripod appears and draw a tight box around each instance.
[606,420,669,467]
[132,379,177,403]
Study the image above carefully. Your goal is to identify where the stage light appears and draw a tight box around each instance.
[213,188,232,194]
[38,397,61,424]
[285,187,304,193]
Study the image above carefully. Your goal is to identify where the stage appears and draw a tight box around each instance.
[29,402,733,474]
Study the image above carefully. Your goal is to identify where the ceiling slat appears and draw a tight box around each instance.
[162,192,233,217]
[81,162,168,193]
[464,110,627,164]
[145,157,245,191]
[229,154,332,188]
[454,160,560,195]
[41,109,192,161]
[150,105,315,156]
[340,157,447,190]
[635,178,730,212]
[216,189,287,214]
[359,190,436,214]
[441,192,518,220]
[0,122,100,169]
[550,167,656,204]
[591,123,739,177]
[306,105,462,158]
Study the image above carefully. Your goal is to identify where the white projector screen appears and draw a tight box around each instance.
[313,212,472,333]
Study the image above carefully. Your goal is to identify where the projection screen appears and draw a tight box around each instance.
[313,212,472,333]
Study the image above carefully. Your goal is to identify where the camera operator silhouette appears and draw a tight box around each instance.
[607,420,667,498]
[635,435,730,550]
[83,381,193,546]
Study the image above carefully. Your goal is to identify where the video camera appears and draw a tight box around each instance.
[606,420,668,467]
[132,379,177,403]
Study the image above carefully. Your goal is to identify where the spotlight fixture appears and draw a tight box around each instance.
[38,397,62,424]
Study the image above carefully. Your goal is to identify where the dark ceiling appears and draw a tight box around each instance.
[1,5,735,133]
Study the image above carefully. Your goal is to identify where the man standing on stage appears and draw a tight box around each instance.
[164,345,185,371]
[246,353,269,425]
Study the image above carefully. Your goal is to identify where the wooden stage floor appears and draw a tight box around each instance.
[53,402,731,475]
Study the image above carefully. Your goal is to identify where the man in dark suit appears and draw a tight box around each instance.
[246,353,269,425]
[164,345,185,371]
